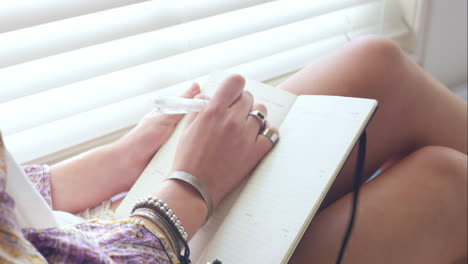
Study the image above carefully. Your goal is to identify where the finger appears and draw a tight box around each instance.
[208,74,245,110]
[181,82,201,98]
[185,93,211,127]
[170,82,201,121]
[229,90,253,117]
[145,82,200,122]
[250,103,268,118]
[255,121,279,156]
[246,103,268,134]
[196,94,210,100]
[151,82,202,124]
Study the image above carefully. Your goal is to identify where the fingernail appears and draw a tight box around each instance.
[190,83,200,94]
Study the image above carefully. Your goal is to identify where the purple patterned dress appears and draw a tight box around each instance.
[0,135,179,263]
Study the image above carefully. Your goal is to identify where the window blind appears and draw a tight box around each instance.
[0,0,411,164]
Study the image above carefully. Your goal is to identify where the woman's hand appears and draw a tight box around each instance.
[51,84,200,213]
[114,83,202,190]
[172,74,277,208]
[141,74,278,240]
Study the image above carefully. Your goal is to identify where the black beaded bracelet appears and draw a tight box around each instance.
[132,197,191,264]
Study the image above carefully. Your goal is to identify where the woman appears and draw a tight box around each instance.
[1,36,466,263]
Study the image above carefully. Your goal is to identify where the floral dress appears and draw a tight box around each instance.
[0,134,179,264]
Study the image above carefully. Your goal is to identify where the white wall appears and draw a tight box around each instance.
[421,0,467,88]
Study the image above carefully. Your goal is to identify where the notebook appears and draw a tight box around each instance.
[115,73,378,263]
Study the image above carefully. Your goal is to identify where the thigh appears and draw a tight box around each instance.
[278,36,467,207]
[289,146,467,264]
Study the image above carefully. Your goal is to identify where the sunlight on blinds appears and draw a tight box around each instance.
[0,0,410,164]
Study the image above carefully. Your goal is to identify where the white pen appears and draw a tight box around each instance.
[152,96,209,114]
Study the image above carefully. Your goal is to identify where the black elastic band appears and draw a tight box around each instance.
[336,131,367,264]
[180,239,191,264]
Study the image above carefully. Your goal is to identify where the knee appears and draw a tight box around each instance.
[349,36,403,62]
[343,36,405,75]
[337,36,407,92]
[412,146,467,175]
[410,146,467,195]
[408,146,467,257]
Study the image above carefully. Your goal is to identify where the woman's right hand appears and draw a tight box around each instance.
[171,74,278,209]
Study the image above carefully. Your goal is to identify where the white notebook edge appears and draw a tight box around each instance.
[4,149,59,228]
[281,99,378,263]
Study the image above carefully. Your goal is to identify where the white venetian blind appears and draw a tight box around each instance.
[0,0,411,164]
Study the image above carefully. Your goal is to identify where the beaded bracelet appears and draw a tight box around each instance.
[132,207,181,254]
[132,197,188,240]
[131,197,191,263]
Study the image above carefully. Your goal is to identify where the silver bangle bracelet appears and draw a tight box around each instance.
[167,171,213,221]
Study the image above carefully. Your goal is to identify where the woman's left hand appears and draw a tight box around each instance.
[115,83,201,189]
[51,83,201,212]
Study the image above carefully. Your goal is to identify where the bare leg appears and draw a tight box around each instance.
[289,146,467,263]
[278,36,468,207]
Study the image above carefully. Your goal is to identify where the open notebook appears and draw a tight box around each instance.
[116,73,378,263]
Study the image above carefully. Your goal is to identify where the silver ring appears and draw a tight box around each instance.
[262,128,279,144]
[248,110,266,129]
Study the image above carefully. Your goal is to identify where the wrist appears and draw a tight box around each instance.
[167,171,214,220]
[104,141,145,191]
[111,131,158,190]
[115,120,171,177]
[153,180,207,240]
[50,143,136,212]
